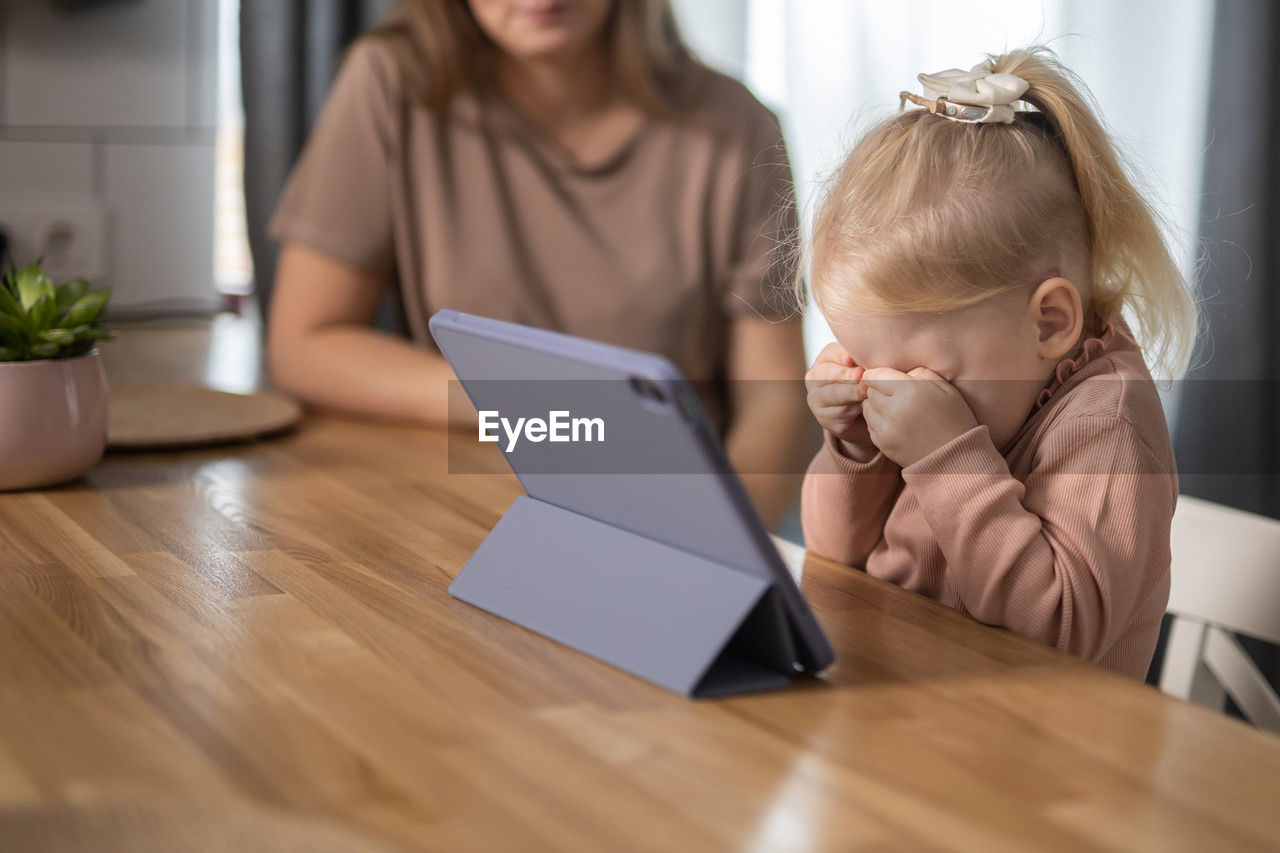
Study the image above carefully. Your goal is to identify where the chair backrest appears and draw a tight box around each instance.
[1160,495,1280,734]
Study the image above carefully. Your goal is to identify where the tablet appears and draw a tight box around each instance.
[429,309,834,682]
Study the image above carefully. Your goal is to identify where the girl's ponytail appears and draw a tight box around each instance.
[991,48,1198,377]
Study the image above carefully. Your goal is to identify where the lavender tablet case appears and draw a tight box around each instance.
[429,309,833,697]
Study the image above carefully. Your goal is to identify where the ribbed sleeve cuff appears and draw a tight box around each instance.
[901,425,1008,481]
[814,430,898,476]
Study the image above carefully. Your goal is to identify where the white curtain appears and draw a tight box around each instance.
[673,0,1214,360]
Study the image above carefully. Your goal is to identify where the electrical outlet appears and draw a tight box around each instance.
[0,198,108,283]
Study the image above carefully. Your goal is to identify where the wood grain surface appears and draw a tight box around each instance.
[2,323,1279,851]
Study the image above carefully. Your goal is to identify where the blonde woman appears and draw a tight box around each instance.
[801,48,1197,679]
[267,0,813,527]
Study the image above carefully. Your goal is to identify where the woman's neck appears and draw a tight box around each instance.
[494,48,616,128]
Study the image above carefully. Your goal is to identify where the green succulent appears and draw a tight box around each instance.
[0,257,113,361]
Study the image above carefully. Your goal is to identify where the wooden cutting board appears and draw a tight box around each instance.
[107,381,301,449]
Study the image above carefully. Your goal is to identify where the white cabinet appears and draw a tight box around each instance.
[0,0,219,306]
[104,143,214,305]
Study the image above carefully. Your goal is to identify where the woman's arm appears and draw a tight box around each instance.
[724,315,820,531]
[267,243,472,427]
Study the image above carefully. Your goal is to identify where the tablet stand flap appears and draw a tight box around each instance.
[449,495,797,697]
[692,585,796,698]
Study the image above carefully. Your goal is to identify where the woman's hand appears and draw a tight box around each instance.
[861,367,979,468]
[805,343,876,460]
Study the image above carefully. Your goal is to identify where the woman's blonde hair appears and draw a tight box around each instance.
[369,0,691,114]
[807,46,1197,378]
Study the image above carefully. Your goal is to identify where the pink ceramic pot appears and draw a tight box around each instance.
[0,350,107,490]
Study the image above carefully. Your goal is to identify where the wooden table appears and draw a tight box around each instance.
[3,387,1280,850]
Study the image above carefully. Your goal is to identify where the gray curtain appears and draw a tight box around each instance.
[240,0,396,319]
[1175,0,1280,517]
[1158,0,1280,691]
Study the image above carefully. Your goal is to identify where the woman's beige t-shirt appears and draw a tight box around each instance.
[270,37,800,422]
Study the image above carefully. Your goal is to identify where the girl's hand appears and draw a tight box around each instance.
[804,343,874,459]
[861,367,979,468]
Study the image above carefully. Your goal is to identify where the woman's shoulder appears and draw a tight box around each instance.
[670,61,784,145]
[337,33,410,102]
[330,32,487,131]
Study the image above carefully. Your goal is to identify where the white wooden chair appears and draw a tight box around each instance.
[1160,495,1280,734]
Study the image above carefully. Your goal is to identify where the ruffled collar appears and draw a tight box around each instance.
[1033,319,1120,412]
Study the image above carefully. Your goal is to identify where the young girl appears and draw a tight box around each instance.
[800,47,1196,680]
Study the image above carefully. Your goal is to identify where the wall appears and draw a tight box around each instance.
[0,0,218,309]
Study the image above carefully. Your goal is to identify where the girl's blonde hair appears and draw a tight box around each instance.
[807,46,1197,377]
[369,0,691,115]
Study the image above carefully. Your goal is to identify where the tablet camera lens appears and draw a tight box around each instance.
[628,376,667,405]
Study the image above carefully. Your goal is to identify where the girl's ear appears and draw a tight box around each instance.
[1027,277,1084,360]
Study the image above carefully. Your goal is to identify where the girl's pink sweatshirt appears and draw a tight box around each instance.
[801,322,1176,679]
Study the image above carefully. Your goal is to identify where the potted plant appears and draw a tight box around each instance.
[0,259,113,490]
